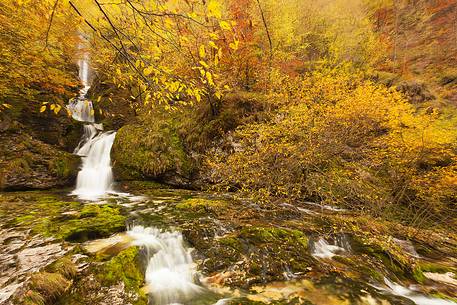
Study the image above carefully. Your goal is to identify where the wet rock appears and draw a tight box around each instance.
[0,230,69,304]
[17,243,66,274]
[186,225,313,288]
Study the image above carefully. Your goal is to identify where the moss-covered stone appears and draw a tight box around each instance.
[239,227,309,249]
[112,115,192,185]
[15,272,71,305]
[54,204,126,242]
[46,257,78,280]
[412,262,456,283]
[188,225,312,287]
[176,198,228,214]
[96,247,148,305]
[7,193,127,242]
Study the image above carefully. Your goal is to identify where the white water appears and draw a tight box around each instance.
[68,46,94,122]
[382,278,457,305]
[69,42,117,200]
[393,238,420,258]
[311,236,351,259]
[67,92,95,123]
[127,226,203,305]
[72,131,116,200]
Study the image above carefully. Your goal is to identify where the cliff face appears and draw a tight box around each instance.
[0,84,82,191]
[374,0,457,102]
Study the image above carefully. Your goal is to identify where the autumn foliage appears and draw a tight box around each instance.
[206,66,457,226]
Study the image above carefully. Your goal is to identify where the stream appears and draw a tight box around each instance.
[0,48,456,305]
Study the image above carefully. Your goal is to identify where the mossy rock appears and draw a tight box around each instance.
[192,226,313,287]
[16,272,71,305]
[96,247,148,305]
[112,116,193,185]
[46,257,78,280]
[412,262,456,283]
[53,204,126,242]
[58,247,148,305]
[176,198,228,214]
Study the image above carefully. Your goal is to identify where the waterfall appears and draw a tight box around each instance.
[71,131,116,200]
[127,226,203,305]
[69,41,117,201]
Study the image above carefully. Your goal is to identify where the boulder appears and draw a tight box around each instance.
[111,120,193,187]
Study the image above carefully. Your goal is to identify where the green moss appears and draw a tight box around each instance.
[50,155,79,179]
[219,236,243,251]
[240,227,309,249]
[413,262,455,283]
[112,115,192,181]
[10,194,126,242]
[46,257,78,280]
[97,247,148,305]
[20,290,45,305]
[176,198,228,212]
[54,204,126,242]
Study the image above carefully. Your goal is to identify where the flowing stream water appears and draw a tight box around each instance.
[127,226,203,304]
[67,49,207,304]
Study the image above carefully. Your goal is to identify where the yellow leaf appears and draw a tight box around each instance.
[229,39,239,50]
[207,0,222,19]
[40,105,46,113]
[195,91,201,102]
[219,21,231,30]
[188,12,198,19]
[144,66,154,76]
[208,41,218,49]
[206,71,215,86]
[50,104,55,110]
[2,103,11,109]
[54,104,62,114]
[199,45,206,58]
[199,60,209,69]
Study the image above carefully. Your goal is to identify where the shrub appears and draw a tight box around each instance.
[206,68,457,228]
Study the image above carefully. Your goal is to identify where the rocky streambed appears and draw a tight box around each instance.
[0,182,456,305]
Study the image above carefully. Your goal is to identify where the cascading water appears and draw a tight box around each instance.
[69,42,116,200]
[127,226,203,305]
[311,235,351,259]
[72,131,116,200]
